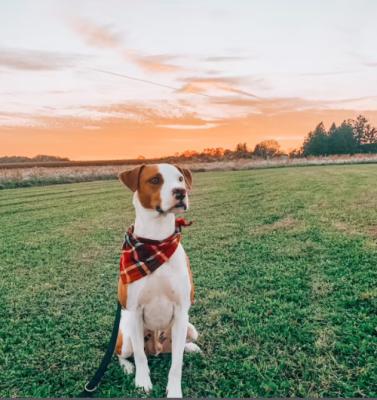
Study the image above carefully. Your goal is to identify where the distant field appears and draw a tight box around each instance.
[1,154,377,189]
[1,165,377,397]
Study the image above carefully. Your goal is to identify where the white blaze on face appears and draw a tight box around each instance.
[158,164,189,213]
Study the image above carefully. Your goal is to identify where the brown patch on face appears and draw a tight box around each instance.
[137,165,164,210]
[115,330,123,355]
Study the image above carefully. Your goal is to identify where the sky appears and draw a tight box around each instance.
[1,0,377,160]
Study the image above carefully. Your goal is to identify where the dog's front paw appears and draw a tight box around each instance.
[166,382,182,398]
[135,371,152,393]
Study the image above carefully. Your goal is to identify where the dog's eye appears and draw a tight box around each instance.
[150,176,160,185]
[179,176,184,182]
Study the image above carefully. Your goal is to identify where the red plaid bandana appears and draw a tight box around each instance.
[120,218,192,284]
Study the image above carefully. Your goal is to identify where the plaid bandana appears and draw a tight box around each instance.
[119,218,192,285]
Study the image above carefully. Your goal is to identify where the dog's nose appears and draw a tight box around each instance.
[172,188,186,200]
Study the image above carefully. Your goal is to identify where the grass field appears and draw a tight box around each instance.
[1,165,377,397]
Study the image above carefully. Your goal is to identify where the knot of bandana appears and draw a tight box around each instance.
[119,218,192,284]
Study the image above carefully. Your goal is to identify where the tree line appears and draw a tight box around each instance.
[167,139,283,161]
[300,115,377,157]
[171,115,377,161]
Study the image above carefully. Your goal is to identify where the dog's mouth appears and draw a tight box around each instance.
[174,201,187,210]
[156,202,187,214]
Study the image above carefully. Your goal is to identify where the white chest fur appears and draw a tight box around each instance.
[126,243,191,331]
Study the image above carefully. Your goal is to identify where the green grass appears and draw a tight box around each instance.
[1,165,377,397]
[0,174,117,189]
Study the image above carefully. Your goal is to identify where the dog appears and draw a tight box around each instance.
[115,163,201,398]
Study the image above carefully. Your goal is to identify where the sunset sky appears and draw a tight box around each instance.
[1,0,377,160]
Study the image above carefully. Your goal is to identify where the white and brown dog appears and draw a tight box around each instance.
[116,163,201,398]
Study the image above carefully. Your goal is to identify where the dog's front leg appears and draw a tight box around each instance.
[129,309,152,393]
[166,307,188,398]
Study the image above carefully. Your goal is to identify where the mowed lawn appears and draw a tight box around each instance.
[1,165,377,397]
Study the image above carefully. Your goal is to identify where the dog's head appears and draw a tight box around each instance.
[119,163,192,215]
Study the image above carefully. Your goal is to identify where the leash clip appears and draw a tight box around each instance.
[84,382,98,393]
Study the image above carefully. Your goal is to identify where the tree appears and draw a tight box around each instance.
[351,115,374,144]
[203,148,225,157]
[352,115,368,144]
[234,143,251,158]
[181,149,199,158]
[289,148,302,158]
[363,126,377,144]
[302,122,328,156]
[253,140,281,159]
[328,122,337,135]
[351,115,377,145]
[328,121,358,154]
[235,143,248,152]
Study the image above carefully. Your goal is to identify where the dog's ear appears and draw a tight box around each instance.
[119,165,145,192]
[175,165,192,190]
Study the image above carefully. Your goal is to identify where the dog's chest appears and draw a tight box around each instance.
[128,244,190,330]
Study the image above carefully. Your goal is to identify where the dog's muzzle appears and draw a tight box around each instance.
[156,201,187,214]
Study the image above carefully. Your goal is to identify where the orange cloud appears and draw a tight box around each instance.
[0,48,79,70]
[2,104,377,160]
[212,95,377,115]
[51,102,213,128]
[177,76,261,98]
[69,16,184,73]
[130,54,184,73]
[69,17,121,48]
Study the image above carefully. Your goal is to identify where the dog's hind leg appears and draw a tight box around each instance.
[187,322,199,342]
[116,312,134,375]
[116,334,134,374]
[184,342,202,353]
[116,333,134,375]
[185,322,201,353]
[118,355,134,375]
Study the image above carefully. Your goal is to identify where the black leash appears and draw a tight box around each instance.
[78,301,122,397]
